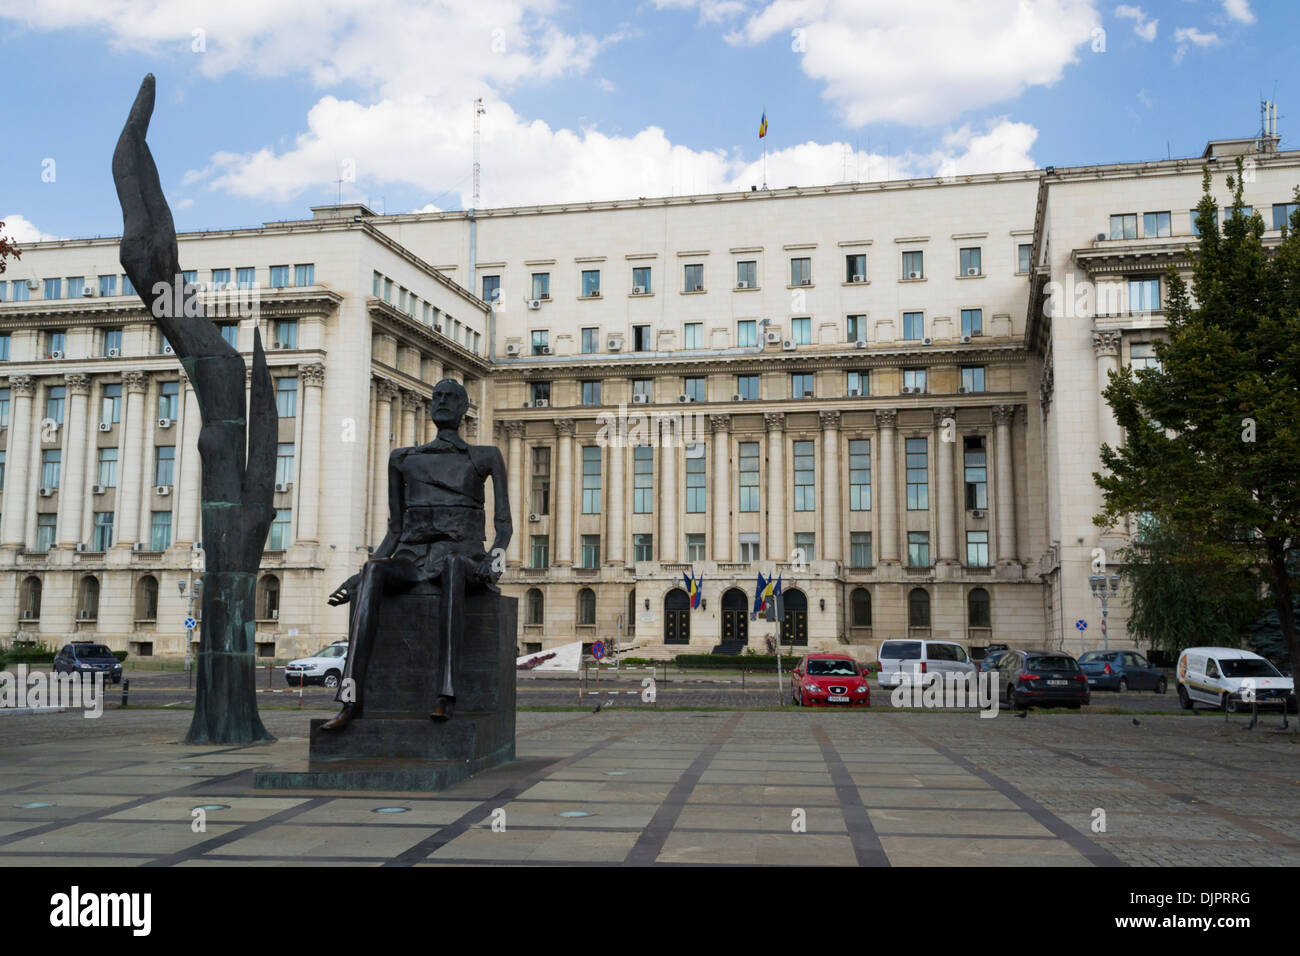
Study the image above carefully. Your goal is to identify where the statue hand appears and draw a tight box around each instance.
[473,555,501,585]
[328,573,361,606]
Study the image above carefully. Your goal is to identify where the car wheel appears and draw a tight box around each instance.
[1117,677,1128,693]
[1156,676,1167,695]
[323,671,340,689]
[1177,684,1194,710]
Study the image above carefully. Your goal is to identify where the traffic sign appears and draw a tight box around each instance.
[1075,619,1087,631]
[184,617,197,630]
[591,641,606,660]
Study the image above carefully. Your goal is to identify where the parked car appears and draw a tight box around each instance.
[1176,647,1296,713]
[876,639,976,688]
[52,642,123,684]
[791,654,871,707]
[285,642,349,687]
[1078,649,1167,693]
[979,649,1010,674]
[994,649,1090,709]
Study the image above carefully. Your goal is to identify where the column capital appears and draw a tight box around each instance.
[463,417,479,438]
[763,411,785,431]
[554,418,577,437]
[6,375,34,397]
[300,362,326,388]
[708,413,731,433]
[65,373,91,395]
[401,390,424,413]
[375,379,400,402]
[933,406,956,424]
[123,370,148,393]
[1091,330,1121,357]
[818,410,841,430]
[501,419,526,439]
[874,408,898,429]
[993,404,1018,426]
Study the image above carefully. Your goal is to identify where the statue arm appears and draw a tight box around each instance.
[370,448,407,560]
[487,446,512,556]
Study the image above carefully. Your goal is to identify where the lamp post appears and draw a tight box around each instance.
[1088,572,1120,651]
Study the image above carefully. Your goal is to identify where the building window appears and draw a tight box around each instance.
[686,533,706,562]
[1128,278,1160,312]
[219,323,239,348]
[93,512,115,552]
[581,381,602,406]
[908,587,931,626]
[1143,211,1171,238]
[580,537,601,569]
[530,535,550,569]
[634,533,653,562]
[0,449,6,489]
[633,325,651,351]
[845,253,866,282]
[902,368,927,393]
[269,265,290,288]
[736,375,759,400]
[531,447,551,515]
[851,586,872,625]
[793,440,815,511]
[633,445,653,513]
[101,384,122,424]
[684,323,703,349]
[581,328,599,354]
[903,311,924,340]
[276,378,298,417]
[181,271,197,290]
[36,515,57,552]
[902,250,924,279]
[791,372,814,399]
[684,263,704,292]
[258,575,280,619]
[41,449,61,489]
[737,320,757,347]
[846,371,869,396]
[157,381,179,420]
[96,448,118,487]
[294,263,315,286]
[9,281,28,302]
[960,366,986,393]
[276,443,295,485]
[136,575,159,620]
[1273,202,1299,231]
[66,276,85,298]
[577,587,596,623]
[790,257,811,286]
[154,446,176,487]
[849,439,871,510]
[632,266,652,293]
[684,377,706,402]
[581,446,602,514]
[0,335,8,361]
[237,267,256,290]
[791,317,811,345]
[267,509,291,550]
[966,531,989,567]
[531,329,549,355]
[964,436,987,509]
[1017,243,1033,274]
[99,275,118,296]
[530,381,550,404]
[581,269,601,298]
[525,588,544,625]
[46,385,66,423]
[738,442,760,512]
[1130,342,1161,371]
[46,331,67,358]
[102,328,123,356]
[19,576,41,617]
[959,247,982,276]
[906,438,928,510]
[382,277,393,303]
[736,260,757,288]
[632,378,653,401]
[960,308,982,337]
[44,278,63,300]
[968,587,991,627]
[530,273,550,299]
[0,388,7,427]
[150,511,173,551]
[78,576,100,619]
[738,533,760,562]
[1109,214,1138,240]
[793,532,816,562]
[685,444,706,513]
[908,532,930,568]
[850,533,872,569]
[846,314,867,342]
[274,319,298,348]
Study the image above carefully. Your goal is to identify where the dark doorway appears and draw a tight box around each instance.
[781,588,808,646]
[717,587,749,654]
[664,588,691,645]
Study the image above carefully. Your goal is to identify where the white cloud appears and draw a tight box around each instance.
[1222,0,1255,24]
[1115,5,1158,41]
[1136,88,1153,109]
[1173,25,1219,62]
[1,213,62,243]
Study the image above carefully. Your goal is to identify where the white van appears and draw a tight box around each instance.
[1175,647,1296,712]
[876,639,976,688]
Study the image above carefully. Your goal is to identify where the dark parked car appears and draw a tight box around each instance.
[52,642,123,684]
[980,649,1010,674]
[995,650,1089,709]
[1078,650,1167,693]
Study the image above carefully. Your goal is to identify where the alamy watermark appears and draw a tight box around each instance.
[889,669,1001,718]
[0,665,104,718]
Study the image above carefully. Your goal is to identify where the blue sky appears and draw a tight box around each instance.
[0,0,1292,244]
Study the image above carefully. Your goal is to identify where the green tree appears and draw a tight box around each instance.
[1095,161,1300,696]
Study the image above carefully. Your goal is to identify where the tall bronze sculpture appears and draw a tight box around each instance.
[322,378,511,728]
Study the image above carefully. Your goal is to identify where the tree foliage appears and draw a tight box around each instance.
[0,222,20,274]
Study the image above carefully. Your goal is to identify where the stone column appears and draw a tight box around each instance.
[709,414,731,561]
[1092,331,1123,453]
[56,374,91,547]
[876,409,899,564]
[658,417,678,562]
[993,404,1018,568]
[400,390,418,447]
[554,418,575,566]
[0,376,35,548]
[370,380,398,545]
[177,374,201,546]
[935,406,958,565]
[765,412,785,562]
[115,371,148,548]
[296,363,325,543]
[607,434,626,566]
[819,410,842,562]
[503,421,524,565]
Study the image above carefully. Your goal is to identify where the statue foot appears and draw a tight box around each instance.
[430,696,455,721]
[320,702,361,731]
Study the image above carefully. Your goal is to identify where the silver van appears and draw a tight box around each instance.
[876,639,976,688]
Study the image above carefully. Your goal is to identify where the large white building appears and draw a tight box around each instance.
[1,135,1296,661]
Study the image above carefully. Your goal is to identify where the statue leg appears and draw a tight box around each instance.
[431,554,470,720]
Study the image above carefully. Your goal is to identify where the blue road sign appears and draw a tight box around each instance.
[591,641,606,660]
[1075,619,1087,631]
[184,617,197,630]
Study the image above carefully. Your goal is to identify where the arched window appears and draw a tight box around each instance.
[577,588,596,626]
[526,588,545,625]
[851,587,872,627]
[968,587,991,628]
[258,575,281,620]
[908,587,931,628]
[78,576,100,620]
[21,576,42,619]
[136,575,158,621]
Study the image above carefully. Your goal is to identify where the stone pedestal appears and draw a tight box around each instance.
[255,585,517,791]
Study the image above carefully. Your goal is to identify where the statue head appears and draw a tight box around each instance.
[430,378,470,430]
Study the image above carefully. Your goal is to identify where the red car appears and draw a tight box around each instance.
[790,654,871,707]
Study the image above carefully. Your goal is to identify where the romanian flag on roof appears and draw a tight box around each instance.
[759,110,768,139]
[682,571,702,610]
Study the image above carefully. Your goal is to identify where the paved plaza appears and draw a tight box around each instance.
[0,706,1297,866]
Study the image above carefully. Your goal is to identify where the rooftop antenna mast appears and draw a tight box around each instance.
[473,97,486,209]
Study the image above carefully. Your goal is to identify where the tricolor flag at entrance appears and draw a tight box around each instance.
[683,570,702,610]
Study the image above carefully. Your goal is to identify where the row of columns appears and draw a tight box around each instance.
[495,406,1020,569]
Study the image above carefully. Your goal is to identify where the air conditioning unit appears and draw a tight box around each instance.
[1096,232,1107,242]
[98,422,111,432]
[132,542,144,552]
[764,330,781,344]
[732,394,745,402]
[803,390,814,398]
[799,278,811,286]
[922,337,933,346]
[527,300,541,310]
[92,484,106,495]
[78,609,92,619]
[692,284,703,292]
[82,286,96,297]
[534,398,549,408]
[781,339,796,351]
[848,388,861,397]
[21,610,33,619]
[505,342,521,356]
[736,281,749,289]
[275,482,292,493]
[271,609,279,620]
[851,274,865,283]
[632,393,649,404]
[970,509,986,519]
[158,418,173,429]
[607,337,623,351]
[163,344,174,355]
[528,513,541,523]
[958,386,968,394]
[854,339,867,349]
[75,542,87,552]
[272,342,288,350]
[632,285,646,295]
[26,279,39,290]
[107,347,121,358]
[908,271,921,280]
[39,487,54,497]
[900,387,914,395]
[49,350,66,360]
[540,346,553,355]
[538,292,550,300]
[967,268,979,277]
[155,485,172,496]
[678,394,693,403]
[961,335,972,344]
[971,329,983,337]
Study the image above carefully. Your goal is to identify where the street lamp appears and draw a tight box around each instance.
[1088,572,1120,651]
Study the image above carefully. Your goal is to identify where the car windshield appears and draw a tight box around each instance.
[315,646,346,658]
[808,659,858,676]
[1077,652,1109,663]
[75,645,114,657]
[1025,655,1078,672]
[880,642,922,660]
[1220,658,1283,678]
